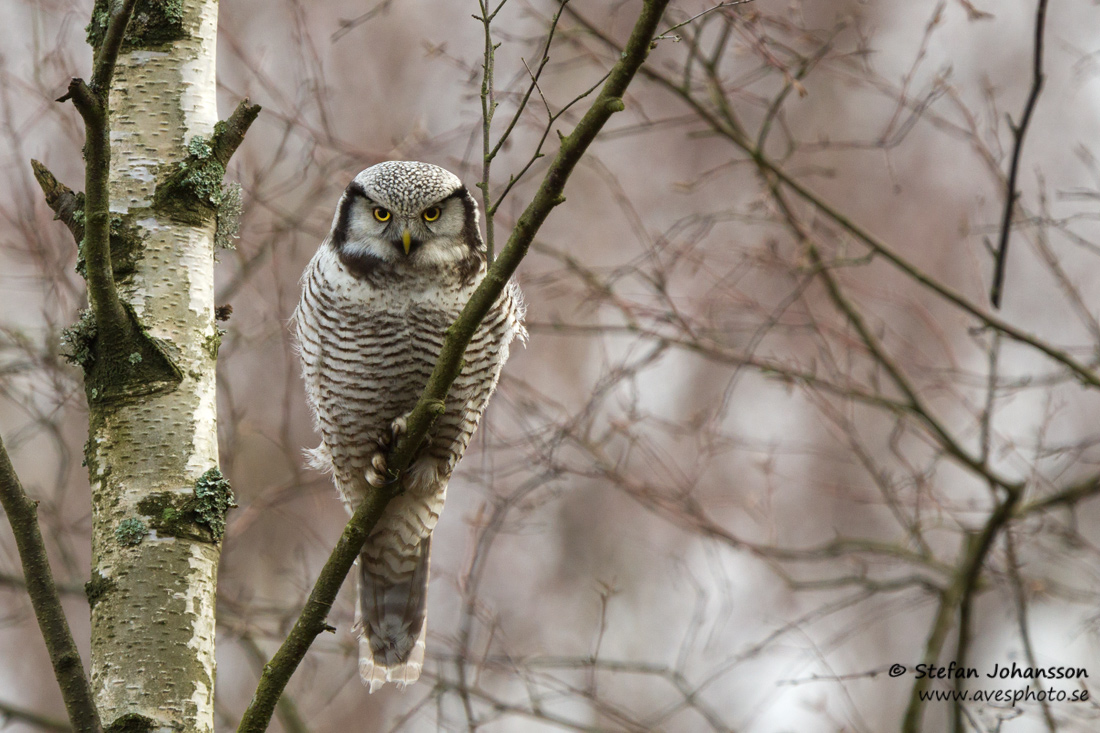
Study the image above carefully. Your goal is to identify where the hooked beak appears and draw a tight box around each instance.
[401,228,412,255]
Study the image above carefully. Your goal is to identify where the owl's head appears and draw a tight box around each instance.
[329,161,484,276]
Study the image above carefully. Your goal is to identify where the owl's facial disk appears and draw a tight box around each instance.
[334,186,473,268]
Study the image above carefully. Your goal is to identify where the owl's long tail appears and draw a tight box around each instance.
[357,535,431,693]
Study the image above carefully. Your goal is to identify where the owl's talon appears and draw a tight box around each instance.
[366,452,390,488]
[391,416,407,440]
[367,467,400,488]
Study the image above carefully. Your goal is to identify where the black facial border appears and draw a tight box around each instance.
[330,181,370,251]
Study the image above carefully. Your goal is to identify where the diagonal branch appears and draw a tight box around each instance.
[0,436,102,733]
[236,634,310,733]
[233,482,397,733]
[58,0,139,346]
[1017,472,1100,515]
[388,0,670,483]
[234,1,672,729]
[989,0,1049,309]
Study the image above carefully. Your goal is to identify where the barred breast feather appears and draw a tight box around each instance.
[295,235,524,691]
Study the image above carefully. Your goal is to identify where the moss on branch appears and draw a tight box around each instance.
[103,714,156,733]
[60,301,182,405]
[31,161,146,279]
[56,0,183,405]
[154,99,260,225]
[84,570,115,611]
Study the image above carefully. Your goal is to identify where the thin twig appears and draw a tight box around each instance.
[478,0,500,263]
[0,436,101,733]
[654,0,753,42]
[488,68,613,216]
[488,6,561,163]
[1017,473,1100,515]
[989,0,1049,308]
[479,1,569,239]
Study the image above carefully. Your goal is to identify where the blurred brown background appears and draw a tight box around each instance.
[3,0,1100,730]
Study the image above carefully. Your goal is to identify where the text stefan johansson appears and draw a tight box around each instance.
[914,662,1088,680]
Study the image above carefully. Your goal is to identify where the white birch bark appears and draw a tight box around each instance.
[88,1,222,729]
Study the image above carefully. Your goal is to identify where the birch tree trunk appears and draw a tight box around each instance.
[79,2,249,729]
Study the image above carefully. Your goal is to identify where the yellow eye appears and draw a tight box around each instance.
[422,206,441,222]
[373,207,391,222]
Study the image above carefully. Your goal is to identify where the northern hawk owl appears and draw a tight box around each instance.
[295,161,525,691]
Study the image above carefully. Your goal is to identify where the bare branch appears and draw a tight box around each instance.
[211,98,263,168]
[0,436,101,733]
[0,700,72,733]
[30,160,84,245]
[90,0,139,94]
[989,0,1049,308]
[479,0,568,260]
[236,634,311,733]
[1018,473,1100,515]
[654,0,754,42]
[478,0,500,262]
[570,8,1100,390]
